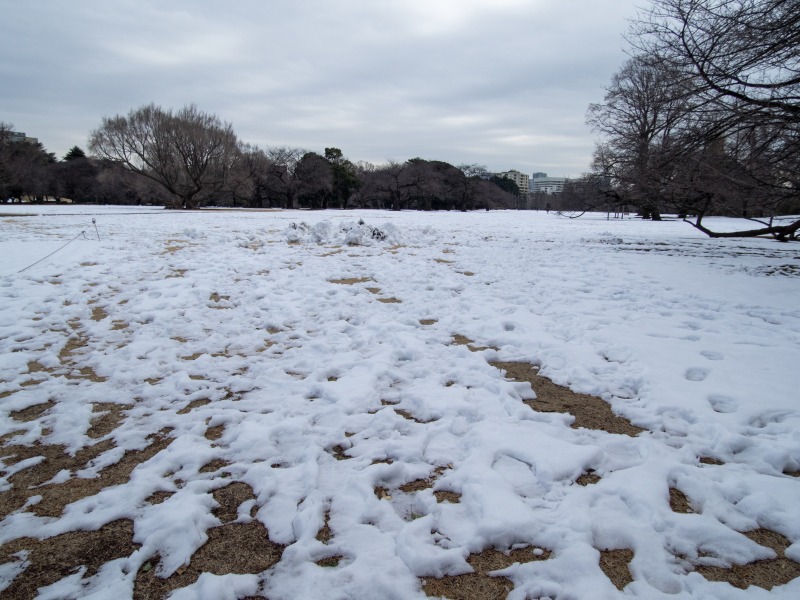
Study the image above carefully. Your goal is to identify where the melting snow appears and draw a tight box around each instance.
[1,206,799,598]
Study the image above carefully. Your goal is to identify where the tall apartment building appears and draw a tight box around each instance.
[497,169,529,194]
[530,173,566,194]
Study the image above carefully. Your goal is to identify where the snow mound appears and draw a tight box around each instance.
[283,220,403,246]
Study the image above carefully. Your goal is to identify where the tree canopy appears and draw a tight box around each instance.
[88,104,242,209]
[587,0,800,240]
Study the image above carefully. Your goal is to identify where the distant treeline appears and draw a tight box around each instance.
[1,115,519,211]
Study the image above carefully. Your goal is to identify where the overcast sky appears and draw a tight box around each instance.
[1,0,642,178]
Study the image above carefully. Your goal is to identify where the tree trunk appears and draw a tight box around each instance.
[687,216,800,242]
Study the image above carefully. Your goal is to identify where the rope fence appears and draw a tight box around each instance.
[16,219,101,274]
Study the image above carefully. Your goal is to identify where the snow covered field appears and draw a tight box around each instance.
[1,205,799,599]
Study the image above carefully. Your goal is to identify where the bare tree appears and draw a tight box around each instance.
[456,164,488,211]
[631,0,800,128]
[295,152,333,208]
[263,146,306,208]
[88,104,242,209]
[374,160,409,210]
[621,0,800,240]
[350,161,383,208]
[588,56,695,219]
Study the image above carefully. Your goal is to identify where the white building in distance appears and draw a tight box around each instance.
[530,173,566,194]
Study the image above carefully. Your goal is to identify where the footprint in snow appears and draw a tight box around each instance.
[708,395,738,413]
[700,350,724,361]
[685,367,709,382]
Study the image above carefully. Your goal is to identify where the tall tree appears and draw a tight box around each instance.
[621,0,800,239]
[88,104,242,209]
[324,147,360,208]
[630,0,800,129]
[295,152,332,208]
[264,146,306,208]
[457,164,488,211]
[54,148,98,202]
[587,56,693,219]
[63,146,87,161]
[0,123,56,202]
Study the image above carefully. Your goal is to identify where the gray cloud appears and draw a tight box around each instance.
[1,0,640,177]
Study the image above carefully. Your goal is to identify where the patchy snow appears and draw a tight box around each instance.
[1,205,799,598]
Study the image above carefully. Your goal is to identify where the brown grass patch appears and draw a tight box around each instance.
[205,423,225,441]
[693,529,800,590]
[329,277,373,285]
[576,471,601,486]
[394,408,434,424]
[399,467,448,494]
[28,430,173,518]
[0,429,171,517]
[377,297,402,304]
[59,333,87,363]
[419,319,438,325]
[700,456,724,466]
[199,459,229,474]
[134,521,284,599]
[64,366,107,383]
[400,478,435,493]
[22,361,49,379]
[374,486,392,500]
[316,554,344,567]
[329,445,349,461]
[366,286,381,294]
[599,548,634,590]
[91,306,108,321]
[88,402,130,438]
[146,490,175,505]
[10,399,55,422]
[422,546,551,599]
[434,490,461,503]
[177,398,211,414]
[669,488,694,513]
[317,511,333,543]
[434,258,454,264]
[0,519,138,599]
[451,335,495,352]
[490,361,645,436]
[1,444,66,516]
[0,438,114,518]
[212,481,256,523]
[374,467,458,503]
[166,269,187,278]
